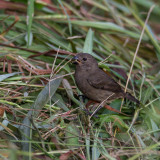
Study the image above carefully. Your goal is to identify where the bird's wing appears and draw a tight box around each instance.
[87,70,122,92]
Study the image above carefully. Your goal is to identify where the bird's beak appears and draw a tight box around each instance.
[71,56,81,64]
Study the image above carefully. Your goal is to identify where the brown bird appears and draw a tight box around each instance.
[72,53,139,105]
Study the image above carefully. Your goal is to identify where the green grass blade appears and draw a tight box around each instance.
[83,28,94,54]
[26,0,34,47]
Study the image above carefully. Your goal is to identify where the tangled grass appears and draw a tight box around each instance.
[0,0,160,159]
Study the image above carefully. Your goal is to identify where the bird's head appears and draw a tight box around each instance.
[72,53,98,71]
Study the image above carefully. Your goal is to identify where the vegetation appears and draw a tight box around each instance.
[0,0,160,159]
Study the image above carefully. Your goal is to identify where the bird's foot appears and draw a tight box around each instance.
[83,108,92,115]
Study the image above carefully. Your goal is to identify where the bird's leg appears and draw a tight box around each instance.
[78,95,86,103]
[81,100,95,116]
[82,100,93,116]
[84,101,101,117]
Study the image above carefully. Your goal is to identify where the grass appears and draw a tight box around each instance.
[0,0,160,159]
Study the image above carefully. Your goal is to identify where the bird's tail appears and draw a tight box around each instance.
[124,92,140,105]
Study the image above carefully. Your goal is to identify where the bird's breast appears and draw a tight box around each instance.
[74,70,112,102]
[74,70,89,94]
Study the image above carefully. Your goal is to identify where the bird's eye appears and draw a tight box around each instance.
[83,58,87,61]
